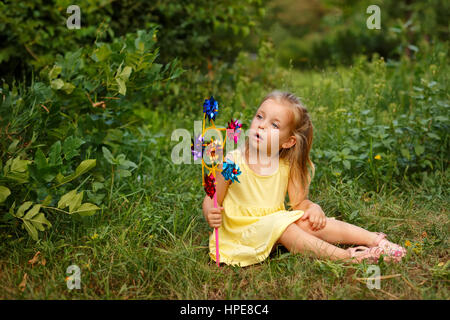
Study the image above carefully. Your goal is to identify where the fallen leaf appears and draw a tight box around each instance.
[40,258,46,266]
[28,251,41,267]
[19,273,28,292]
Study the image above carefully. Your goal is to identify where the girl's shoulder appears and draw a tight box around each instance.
[279,156,290,167]
[279,157,290,176]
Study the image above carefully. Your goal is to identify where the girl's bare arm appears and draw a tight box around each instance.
[288,175,327,230]
[288,175,313,211]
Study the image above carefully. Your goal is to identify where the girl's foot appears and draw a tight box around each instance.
[371,232,407,262]
[347,246,384,264]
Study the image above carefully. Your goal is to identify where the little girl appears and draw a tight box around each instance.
[202,90,406,267]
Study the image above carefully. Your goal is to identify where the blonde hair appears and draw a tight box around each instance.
[245,90,315,208]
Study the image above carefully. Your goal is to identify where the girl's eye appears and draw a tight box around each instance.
[272,123,279,129]
[256,114,263,119]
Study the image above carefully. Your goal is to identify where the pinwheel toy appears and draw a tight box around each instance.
[226,119,242,144]
[191,96,242,267]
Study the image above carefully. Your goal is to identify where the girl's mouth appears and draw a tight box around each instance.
[254,132,263,141]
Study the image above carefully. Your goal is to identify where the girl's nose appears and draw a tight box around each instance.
[258,121,266,130]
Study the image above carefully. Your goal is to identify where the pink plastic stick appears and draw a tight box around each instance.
[213,191,220,267]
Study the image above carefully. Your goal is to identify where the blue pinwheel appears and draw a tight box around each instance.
[221,159,242,183]
[203,96,218,122]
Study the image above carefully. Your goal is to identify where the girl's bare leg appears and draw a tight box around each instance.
[295,217,379,247]
[278,223,351,261]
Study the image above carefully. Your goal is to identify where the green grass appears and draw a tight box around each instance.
[0,160,448,299]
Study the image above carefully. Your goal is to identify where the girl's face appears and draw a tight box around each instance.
[249,99,296,155]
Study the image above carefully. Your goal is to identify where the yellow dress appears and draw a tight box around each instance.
[209,147,305,267]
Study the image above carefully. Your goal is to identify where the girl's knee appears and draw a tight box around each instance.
[295,216,337,233]
[279,223,308,252]
[294,218,312,232]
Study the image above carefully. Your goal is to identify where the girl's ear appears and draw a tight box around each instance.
[281,135,296,149]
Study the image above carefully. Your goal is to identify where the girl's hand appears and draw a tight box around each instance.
[206,206,224,228]
[300,203,326,231]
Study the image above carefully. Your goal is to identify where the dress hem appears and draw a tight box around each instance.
[208,210,304,267]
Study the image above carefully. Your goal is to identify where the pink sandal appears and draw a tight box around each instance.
[372,232,407,262]
[347,246,384,264]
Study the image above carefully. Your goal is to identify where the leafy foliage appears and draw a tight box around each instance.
[0,27,181,240]
[264,0,449,68]
[301,44,449,191]
[0,0,266,81]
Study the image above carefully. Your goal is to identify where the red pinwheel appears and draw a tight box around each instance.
[226,119,242,144]
[204,173,216,199]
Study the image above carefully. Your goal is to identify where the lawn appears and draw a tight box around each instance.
[1,46,448,299]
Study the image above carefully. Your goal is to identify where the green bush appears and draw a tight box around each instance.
[0,28,182,240]
[0,0,265,81]
[265,0,449,69]
[298,42,449,191]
